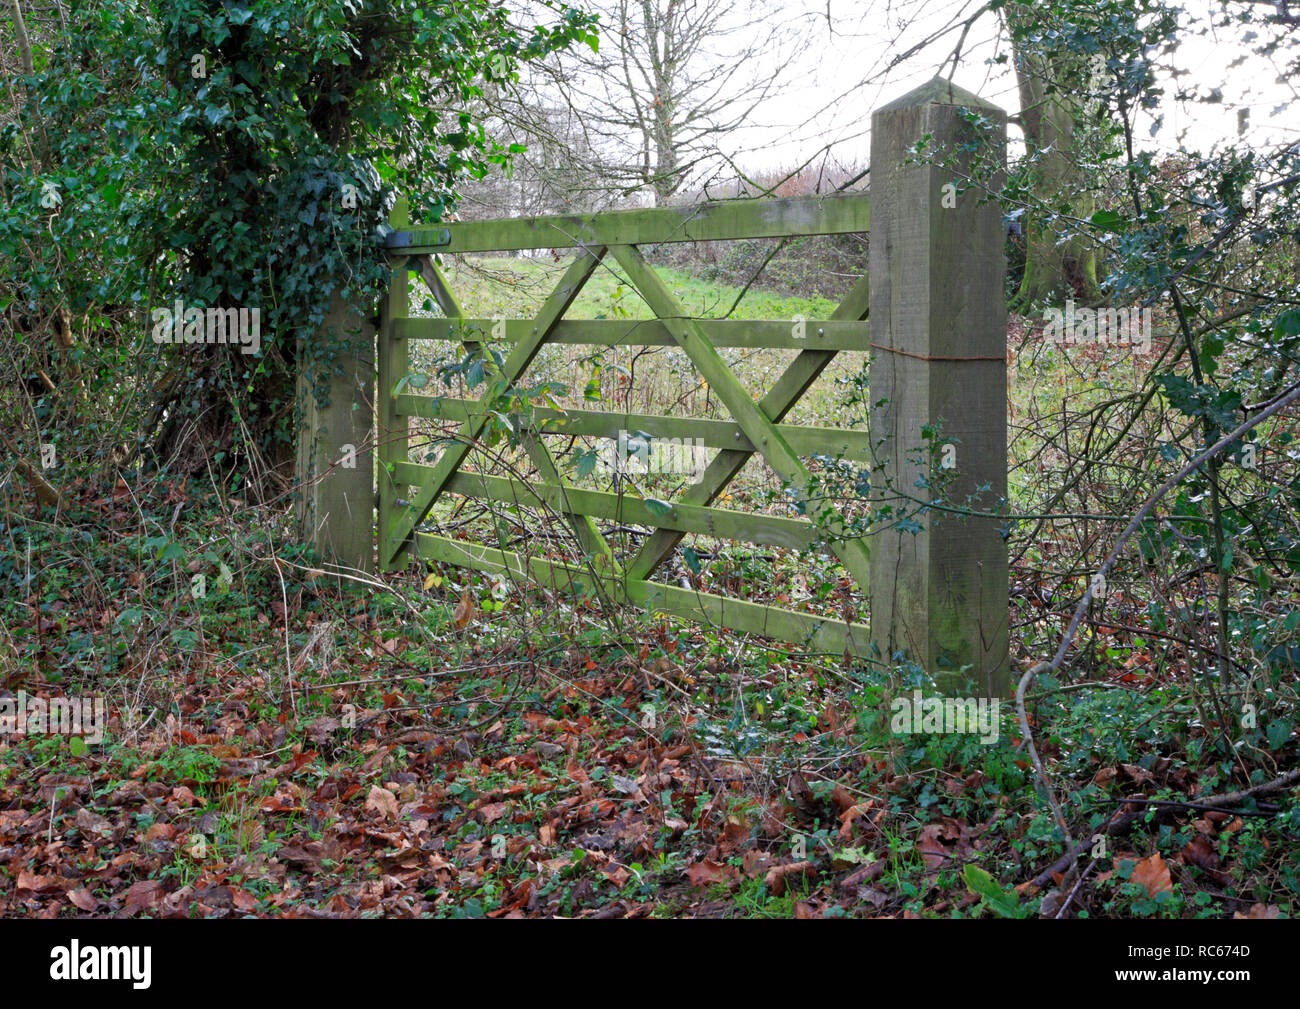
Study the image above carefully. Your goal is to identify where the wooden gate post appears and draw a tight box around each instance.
[295,295,376,584]
[377,198,411,572]
[868,78,1009,697]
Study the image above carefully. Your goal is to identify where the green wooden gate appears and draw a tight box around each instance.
[376,192,875,655]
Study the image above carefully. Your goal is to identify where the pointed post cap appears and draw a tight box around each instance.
[875,77,1004,115]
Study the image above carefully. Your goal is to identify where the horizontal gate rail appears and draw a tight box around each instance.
[413,532,872,657]
[385,191,870,255]
[393,317,867,351]
[392,462,823,551]
[393,394,872,461]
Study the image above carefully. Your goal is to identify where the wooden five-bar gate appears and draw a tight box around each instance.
[304,79,1011,695]
[378,191,876,655]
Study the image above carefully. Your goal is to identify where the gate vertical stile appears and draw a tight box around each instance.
[378,198,411,573]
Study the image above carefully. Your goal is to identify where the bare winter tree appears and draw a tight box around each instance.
[456,86,619,220]
[546,0,804,205]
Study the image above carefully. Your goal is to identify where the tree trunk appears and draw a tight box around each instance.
[8,0,35,74]
[1008,10,1101,308]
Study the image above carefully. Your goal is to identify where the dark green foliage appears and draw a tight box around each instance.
[1,0,595,488]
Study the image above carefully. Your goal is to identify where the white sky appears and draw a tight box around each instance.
[708,0,1299,179]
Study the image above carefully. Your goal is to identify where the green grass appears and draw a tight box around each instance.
[426,255,838,323]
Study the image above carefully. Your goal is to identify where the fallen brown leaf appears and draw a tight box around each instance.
[686,859,737,889]
[1181,835,1219,872]
[123,879,166,913]
[1233,903,1280,919]
[764,860,817,897]
[365,784,400,821]
[917,823,952,870]
[453,592,476,628]
[1130,852,1173,898]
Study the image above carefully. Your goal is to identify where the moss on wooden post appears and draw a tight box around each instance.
[868,78,1009,697]
[295,292,378,584]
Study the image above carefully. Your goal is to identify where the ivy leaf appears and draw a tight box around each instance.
[1266,718,1293,750]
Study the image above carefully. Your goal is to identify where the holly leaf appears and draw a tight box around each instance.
[1090,209,1124,230]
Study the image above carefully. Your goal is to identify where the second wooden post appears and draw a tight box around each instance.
[868,78,1009,697]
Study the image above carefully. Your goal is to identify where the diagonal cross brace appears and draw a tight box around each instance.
[617,254,871,586]
[624,276,871,583]
[382,246,607,566]
[608,244,873,594]
[413,256,618,573]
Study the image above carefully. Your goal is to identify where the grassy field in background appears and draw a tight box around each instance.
[431,254,840,322]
